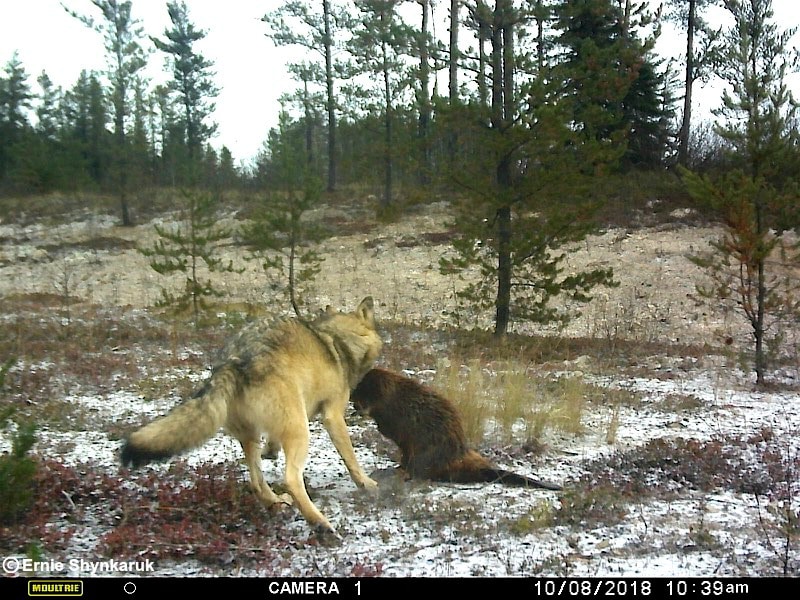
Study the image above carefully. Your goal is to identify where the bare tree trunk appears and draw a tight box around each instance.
[114,72,133,226]
[289,216,301,318]
[751,31,767,387]
[302,75,314,167]
[382,36,393,209]
[678,0,696,167]
[478,2,489,107]
[449,0,460,102]
[418,0,431,184]
[490,5,503,126]
[323,0,337,192]
[755,255,766,386]
[534,0,545,70]
[495,205,512,336]
[620,0,631,38]
[116,122,132,226]
[492,0,514,337]
[502,6,514,125]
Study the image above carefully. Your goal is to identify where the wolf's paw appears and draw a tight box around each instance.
[276,492,293,506]
[258,491,293,509]
[360,477,379,494]
[313,523,342,544]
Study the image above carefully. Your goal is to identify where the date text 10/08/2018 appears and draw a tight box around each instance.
[533,579,750,597]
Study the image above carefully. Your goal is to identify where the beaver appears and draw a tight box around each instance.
[351,367,561,490]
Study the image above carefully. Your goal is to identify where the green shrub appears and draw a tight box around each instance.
[0,359,38,524]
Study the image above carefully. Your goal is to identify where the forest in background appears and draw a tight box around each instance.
[4,1,796,196]
[1,0,799,382]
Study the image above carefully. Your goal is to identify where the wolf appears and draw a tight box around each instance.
[121,297,382,535]
[351,367,561,490]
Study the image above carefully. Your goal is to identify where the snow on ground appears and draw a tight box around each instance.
[3,360,796,578]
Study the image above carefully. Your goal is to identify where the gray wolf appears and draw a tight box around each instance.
[351,367,561,490]
[121,297,382,534]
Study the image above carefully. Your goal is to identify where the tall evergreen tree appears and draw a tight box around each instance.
[152,83,181,185]
[348,0,415,209]
[130,76,152,186]
[0,53,33,185]
[263,0,354,193]
[554,0,665,170]
[621,48,676,168]
[86,74,109,183]
[26,72,66,190]
[440,0,618,336]
[36,72,61,142]
[664,0,721,167]
[65,0,148,225]
[555,0,626,165]
[152,0,218,183]
[280,61,324,175]
[0,53,32,134]
[462,1,494,106]
[63,71,109,185]
[682,0,800,386]
[216,146,237,190]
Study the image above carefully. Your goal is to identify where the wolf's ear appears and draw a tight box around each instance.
[325,305,338,315]
[356,296,375,326]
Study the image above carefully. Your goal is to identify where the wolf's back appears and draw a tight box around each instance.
[121,364,238,467]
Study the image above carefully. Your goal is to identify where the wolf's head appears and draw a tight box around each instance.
[314,297,382,387]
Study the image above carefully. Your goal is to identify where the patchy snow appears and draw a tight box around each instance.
[2,361,797,578]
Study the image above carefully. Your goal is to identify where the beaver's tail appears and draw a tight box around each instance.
[477,467,562,490]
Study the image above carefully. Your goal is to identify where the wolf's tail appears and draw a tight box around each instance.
[459,467,562,490]
[121,364,238,467]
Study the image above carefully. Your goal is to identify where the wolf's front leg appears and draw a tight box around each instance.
[321,407,377,491]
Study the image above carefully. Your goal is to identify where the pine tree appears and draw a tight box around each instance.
[24,72,67,190]
[130,76,152,187]
[663,0,722,166]
[347,0,415,209]
[152,1,218,184]
[0,53,33,186]
[216,146,238,190]
[681,0,800,385]
[263,0,354,193]
[241,111,325,317]
[554,0,671,170]
[65,0,148,226]
[62,70,109,186]
[440,0,618,336]
[140,190,242,327]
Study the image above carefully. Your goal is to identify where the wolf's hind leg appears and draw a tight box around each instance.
[241,439,292,506]
[281,430,335,534]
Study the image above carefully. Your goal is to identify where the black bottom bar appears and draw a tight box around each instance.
[0,576,790,600]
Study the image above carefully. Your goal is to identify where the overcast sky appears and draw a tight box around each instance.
[1,0,798,166]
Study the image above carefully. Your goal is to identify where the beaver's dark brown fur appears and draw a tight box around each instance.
[352,368,560,490]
